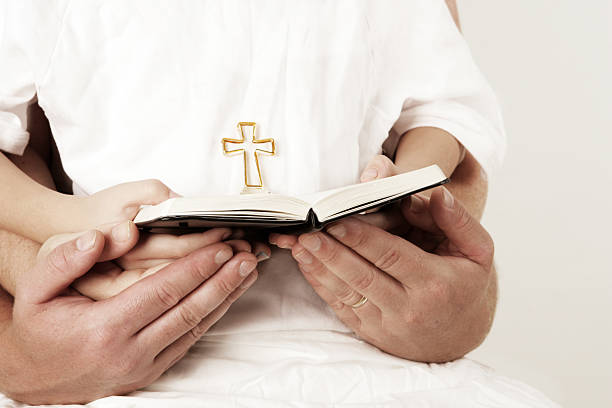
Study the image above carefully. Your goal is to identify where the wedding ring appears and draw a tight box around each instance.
[351,295,368,309]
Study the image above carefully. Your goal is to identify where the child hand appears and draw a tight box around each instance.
[77,179,179,231]
[38,222,258,300]
[358,154,400,182]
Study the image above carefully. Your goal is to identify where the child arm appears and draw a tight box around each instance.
[0,151,78,243]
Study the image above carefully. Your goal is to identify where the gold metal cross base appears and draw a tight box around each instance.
[221,122,276,192]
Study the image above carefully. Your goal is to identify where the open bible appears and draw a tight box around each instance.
[134,165,448,232]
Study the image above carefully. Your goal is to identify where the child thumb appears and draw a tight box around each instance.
[360,155,397,183]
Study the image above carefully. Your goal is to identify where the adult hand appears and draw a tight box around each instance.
[283,187,496,363]
[0,227,258,404]
[38,223,267,300]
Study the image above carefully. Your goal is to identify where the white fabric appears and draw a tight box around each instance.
[0,1,553,407]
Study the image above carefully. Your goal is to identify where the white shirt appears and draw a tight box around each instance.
[0,2,547,407]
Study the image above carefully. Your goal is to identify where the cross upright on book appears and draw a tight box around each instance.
[222,122,275,190]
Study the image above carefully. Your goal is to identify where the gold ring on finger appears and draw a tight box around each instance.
[351,295,368,309]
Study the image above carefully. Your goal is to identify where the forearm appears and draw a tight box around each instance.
[394,126,465,178]
[0,154,73,242]
[0,228,39,297]
[0,146,58,295]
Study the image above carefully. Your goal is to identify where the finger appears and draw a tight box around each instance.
[139,252,258,353]
[297,232,404,308]
[292,244,364,307]
[20,230,104,304]
[360,154,398,182]
[252,241,271,261]
[399,194,443,235]
[357,204,406,232]
[269,233,298,249]
[224,239,252,253]
[297,263,362,330]
[115,178,179,206]
[118,228,232,265]
[72,261,127,300]
[39,221,140,264]
[324,217,440,285]
[153,270,258,370]
[103,242,235,333]
[429,187,494,267]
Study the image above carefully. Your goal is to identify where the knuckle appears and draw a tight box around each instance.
[183,257,214,282]
[345,223,369,249]
[154,283,182,309]
[47,245,71,275]
[328,297,348,312]
[144,179,169,198]
[350,269,375,292]
[178,305,202,329]
[319,243,341,264]
[376,245,403,271]
[213,277,237,297]
[454,205,474,232]
[226,287,243,303]
[335,285,358,305]
[190,322,208,340]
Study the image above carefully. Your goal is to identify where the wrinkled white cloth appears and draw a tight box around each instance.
[0,1,555,407]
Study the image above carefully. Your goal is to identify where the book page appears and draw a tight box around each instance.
[311,165,447,222]
[134,194,311,224]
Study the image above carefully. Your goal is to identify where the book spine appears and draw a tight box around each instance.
[308,209,323,231]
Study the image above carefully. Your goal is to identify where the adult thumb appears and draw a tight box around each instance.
[18,230,105,304]
[429,187,494,268]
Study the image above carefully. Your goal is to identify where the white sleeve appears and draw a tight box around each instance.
[0,1,68,155]
[368,0,506,177]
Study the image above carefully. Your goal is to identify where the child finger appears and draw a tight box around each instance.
[224,239,252,253]
[121,228,232,261]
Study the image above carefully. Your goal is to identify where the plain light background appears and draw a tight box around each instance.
[459,1,612,407]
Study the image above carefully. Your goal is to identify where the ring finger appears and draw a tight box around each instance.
[292,244,378,316]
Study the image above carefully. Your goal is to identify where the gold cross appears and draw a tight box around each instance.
[222,122,276,190]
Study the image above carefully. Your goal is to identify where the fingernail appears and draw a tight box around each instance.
[360,168,378,182]
[221,230,232,240]
[169,189,180,198]
[410,194,425,213]
[215,248,233,265]
[301,234,321,252]
[268,233,279,245]
[442,187,454,209]
[327,224,346,239]
[76,230,97,251]
[111,221,131,242]
[239,260,257,277]
[294,248,313,265]
[256,251,270,261]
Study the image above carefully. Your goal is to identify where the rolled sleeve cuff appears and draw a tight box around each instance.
[0,112,30,155]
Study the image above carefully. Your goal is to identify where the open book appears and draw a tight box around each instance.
[134,165,448,232]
